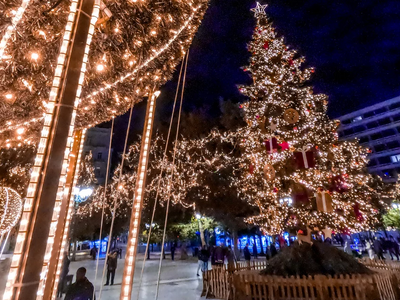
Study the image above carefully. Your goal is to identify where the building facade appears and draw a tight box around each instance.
[82,127,112,185]
[338,95,400,183]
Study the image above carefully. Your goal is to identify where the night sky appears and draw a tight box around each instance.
[112,0,400,149]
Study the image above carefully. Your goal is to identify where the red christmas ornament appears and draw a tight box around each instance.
[265,138,278,153]
[263,42,269,49]
[288,58,294,66]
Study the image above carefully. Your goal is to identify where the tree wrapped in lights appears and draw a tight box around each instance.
[76,151,97,188]
[0,187,23,235]
[0,0,209,190]
[233,3,389,235]
[0,0,209,147]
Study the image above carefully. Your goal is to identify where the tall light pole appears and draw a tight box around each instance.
[120,91,160,300]
[2,1,100,299]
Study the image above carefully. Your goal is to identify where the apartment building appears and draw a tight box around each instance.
[338,95,400,182]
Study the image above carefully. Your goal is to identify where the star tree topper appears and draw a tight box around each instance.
[251,2,268,18]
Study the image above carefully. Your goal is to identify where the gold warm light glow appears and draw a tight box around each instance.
[0,0,209,148]
[120,91,160,300]
[138,2,390,236]
[2,0,100,299]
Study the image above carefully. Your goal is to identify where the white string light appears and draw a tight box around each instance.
[0,0,32,60]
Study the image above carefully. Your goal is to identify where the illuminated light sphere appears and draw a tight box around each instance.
[5,94,13,100]
[0,187,23,235]
[96,64,105,72]
[30,52,39,60]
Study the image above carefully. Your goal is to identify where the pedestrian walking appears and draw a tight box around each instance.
[171,242,176,261]
[105,250,118,286]
[344,240,353,255]
[373,237,385,260]
[118,248,122,259]
[65,267,95,300]
[90,245,98,260]
[389,236,400,260]
[197,245,210,276]
[252,242,258,259]
[365,239,374,259]
[243,243,251,269]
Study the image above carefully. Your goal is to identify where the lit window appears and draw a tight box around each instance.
[390,154,400,163]
[353,116,362,122]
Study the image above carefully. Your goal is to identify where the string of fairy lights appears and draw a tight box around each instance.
[0,0,209,150]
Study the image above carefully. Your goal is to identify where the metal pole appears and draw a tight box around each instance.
[2,1,99,299]
[43,130,84,299]
[120,91,160,300]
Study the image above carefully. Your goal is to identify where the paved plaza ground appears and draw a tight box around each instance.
[0,249,207,300]
[66,251,205,300]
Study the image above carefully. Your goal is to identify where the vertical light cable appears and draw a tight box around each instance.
[120,91,161,300]
[155,49,189,300]
[50,130,86,300]
[92,117,114,299]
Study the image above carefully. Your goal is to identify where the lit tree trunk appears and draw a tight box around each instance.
[199,220,206,246]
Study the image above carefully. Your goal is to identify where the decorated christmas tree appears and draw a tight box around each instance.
[232,3,389,235]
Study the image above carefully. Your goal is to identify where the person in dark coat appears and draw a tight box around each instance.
[197,245,210,275]
[171,243,176,261]
[65,267,95,300]
[389,236,400,260]
[90,246,98,260]
[270,244,278,258]
[105,250,118,285]
[243,243,251,269]
[373,238,385,260]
